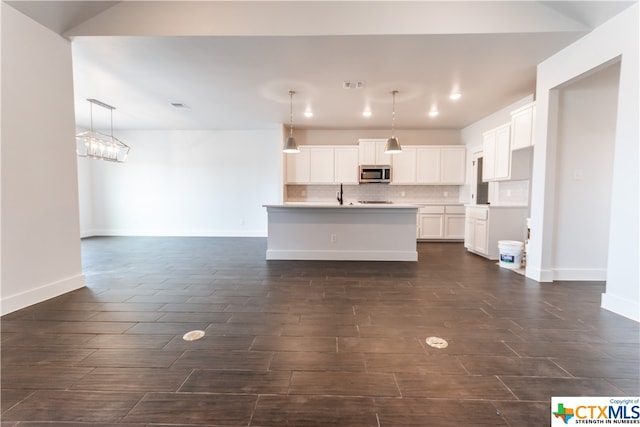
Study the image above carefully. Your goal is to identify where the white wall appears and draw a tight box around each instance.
[297,129,461,146]
[552,62,619,280]
[528,4,638,321]
[79,129,283,237]
[1,4,85,315]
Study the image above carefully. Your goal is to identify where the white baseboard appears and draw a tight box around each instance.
[1,274,86,316]
[266,249,418,262]
[601,292,640,322]
[553,268,607,281]
[87,229,267,237]
[525,266,554,282]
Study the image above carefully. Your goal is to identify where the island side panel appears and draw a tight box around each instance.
[265,207,418,261]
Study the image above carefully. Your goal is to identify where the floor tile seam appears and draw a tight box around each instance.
[494,375,520,401]
[0,390,37,416]
[175,369,197,393]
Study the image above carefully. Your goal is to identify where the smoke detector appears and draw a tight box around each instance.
[343,81,365,89]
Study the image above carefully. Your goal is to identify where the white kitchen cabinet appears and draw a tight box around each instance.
[510,102,535,150]
[443,205,466,239]
[440,147,466,184]
[391,147,417,184]
[286,145,358,185]
[391,146,465,185]
[309,147,334,183]
[285,146,310,184]
[334,147,359,184]
[358,139,391,165]
[482,123,511,181]
[417,205,464,240]
[417,146,466,184]
[464,206,528,259]
[416,148,440,183]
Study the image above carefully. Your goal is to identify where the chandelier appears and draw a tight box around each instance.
[76,99,130,162]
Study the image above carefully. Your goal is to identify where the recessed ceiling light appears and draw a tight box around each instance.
[428,110,439,117]
[449,92,462,101]
[304,110,313,118]
[362,110,372,117]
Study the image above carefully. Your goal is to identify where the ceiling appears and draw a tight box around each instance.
[8,1,637,131]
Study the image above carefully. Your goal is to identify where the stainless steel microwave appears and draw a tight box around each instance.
[359,165,391,183]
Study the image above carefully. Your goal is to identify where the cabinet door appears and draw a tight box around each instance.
[285,147,310,183]
[334,147,359,184]
[309,147,334,184]
[494,125,511,180]
[473,219,488,254]
[358,141,377,165]
[375,140,391,165]
[510,104,534,150]
[482,131,496,181]
[444,215,465,239]
[419,214,444,239]
[440,147,466,184]
[392,147,417,184]
[464,218,475,249]
[416,148,441,184]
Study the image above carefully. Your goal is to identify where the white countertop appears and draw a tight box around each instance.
[264,202,419,209]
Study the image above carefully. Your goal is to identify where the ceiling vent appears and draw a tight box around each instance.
[343,81,365,89]
[171,102,189,109]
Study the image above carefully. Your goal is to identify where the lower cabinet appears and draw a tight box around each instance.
[464,206,528,259]
[418,205,465,240]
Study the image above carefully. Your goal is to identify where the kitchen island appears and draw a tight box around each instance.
[263,203,418,261]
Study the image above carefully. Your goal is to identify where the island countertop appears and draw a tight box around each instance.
[263,203,419,209]
[263,203,418,261]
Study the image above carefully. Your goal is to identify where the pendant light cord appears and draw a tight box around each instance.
[391,90,398,137]
[289,90,295,138]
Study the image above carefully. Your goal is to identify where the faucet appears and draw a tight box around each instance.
[337,183,344,205]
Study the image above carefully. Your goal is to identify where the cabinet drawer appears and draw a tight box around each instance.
[419,205,445,214]
[445,205,465,215]
[466,207,488,220]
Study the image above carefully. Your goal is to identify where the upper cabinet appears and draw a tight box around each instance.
[392,146,466,185]
[285,146,311,184]
[482,124,511,181]
[286,145,359,185]
[510,102,536,150]
[334,147,359,184]
[358,139,391,165]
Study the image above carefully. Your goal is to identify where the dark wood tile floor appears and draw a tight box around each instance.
[2,236,639,426]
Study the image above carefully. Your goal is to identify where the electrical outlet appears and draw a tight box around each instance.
[240,219,245,225]
[443,191,449,197]
[506,190,512,197]
[330,233,337,242]
[301,190,306,196]
[400,191,406,197]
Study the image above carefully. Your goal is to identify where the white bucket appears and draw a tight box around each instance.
[498,240,524,269]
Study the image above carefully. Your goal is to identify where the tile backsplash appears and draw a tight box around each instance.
[286,184,461,204]
[492,180,530,206]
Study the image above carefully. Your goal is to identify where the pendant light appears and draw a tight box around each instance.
[76,99,130,162]
[283,90,300,153]
[384,90,402,154]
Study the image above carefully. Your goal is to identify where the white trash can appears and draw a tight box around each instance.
[498,240,524,269]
